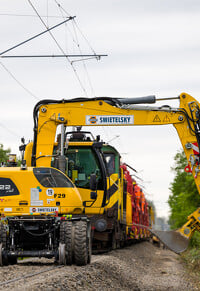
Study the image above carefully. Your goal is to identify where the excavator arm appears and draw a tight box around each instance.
[30,92,200,253]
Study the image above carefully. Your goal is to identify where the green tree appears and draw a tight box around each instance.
[168,150,200,229]
[0,144,10,164]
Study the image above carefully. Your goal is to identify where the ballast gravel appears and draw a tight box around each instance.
[0,241,199,290]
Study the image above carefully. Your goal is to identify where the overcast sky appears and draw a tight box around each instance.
[0,0,200,218]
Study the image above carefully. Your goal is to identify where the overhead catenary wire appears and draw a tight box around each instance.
[54,0,101,95]
[53,0,111,140]
[0,13,64,18]
[28,0,88,97]
[131,174,143,182]
[55,1,97,56]
[0,3,107,150]
[54,0,72,17]
[0,122,21,138]
[46,0,49,28]
[73,20,97,56]
[54,0,97,55]
[71,20,95,96]
[0,61,39,101]
[0,11,75,102]
[55,0,96,96]
[0,18,74,57]
[55,1,78,58]
[0,54,107,59]
[55,3,79,50]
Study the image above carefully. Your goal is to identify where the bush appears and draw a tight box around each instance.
[190,232,200,248]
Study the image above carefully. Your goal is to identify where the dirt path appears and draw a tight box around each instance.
[0,241,199,290]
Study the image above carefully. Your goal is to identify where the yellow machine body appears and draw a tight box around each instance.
[0,167,83,217]
[25,140,132,234]
[2,92,200,255]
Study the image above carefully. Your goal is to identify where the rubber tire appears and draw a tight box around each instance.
[9,257,17,265]
[112,230,117,250]
[74,221,88,266]
[87,232,92,264]
[0,223,8,266]
[60,221,73,265]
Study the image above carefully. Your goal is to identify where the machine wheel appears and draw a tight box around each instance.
[74,220,89,266]
[0,244,3,266]
[0,223,8,266]
[58,243,66,265]
[87,231,92,264]
[112,230,117,250]
[8,257,17,265]
[60,221,73,265]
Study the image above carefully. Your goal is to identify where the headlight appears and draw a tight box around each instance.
[95,219,107,232]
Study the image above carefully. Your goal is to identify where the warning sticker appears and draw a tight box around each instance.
[4,208,12,212]
[46,188,54,197]
[163,115,170,122]
[31,188,39,201]
[192,142,199,155]
[153,115,161,122]
[31,200,43,206]
[47,199,54,204]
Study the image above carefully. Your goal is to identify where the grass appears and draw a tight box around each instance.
[182,248,200,271]
[181,233,200,275]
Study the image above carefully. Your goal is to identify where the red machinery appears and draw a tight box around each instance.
[120,164,151,239]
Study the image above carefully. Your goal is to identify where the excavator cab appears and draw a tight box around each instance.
[51,130,109,214]
[66,146,103,189]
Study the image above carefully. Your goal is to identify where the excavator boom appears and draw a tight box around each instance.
[27,92,200,254]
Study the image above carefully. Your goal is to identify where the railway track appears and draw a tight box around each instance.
[0,243,197,290]
[0,262,64,288]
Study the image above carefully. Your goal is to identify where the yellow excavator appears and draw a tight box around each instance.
[0,92,200,265]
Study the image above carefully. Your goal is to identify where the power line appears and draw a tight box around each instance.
[54,0,71,17]
[54,1,97,56]
[0,17,74,56]
[28,0,88,97]
[0,122,21,138]
[55,0,96,96]
[54,0,100,96]
[0,12,76,103]
[1,54,107,59]
[0,13,63,18]
[73,20,97,56]
[46,0,49,28]
[54,0,75,50]
[71,20,95,96]
[0,61,39,101]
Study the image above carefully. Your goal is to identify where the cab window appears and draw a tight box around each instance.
[66,147,103,190]
[33,167,74,188]
[103,153,116,176]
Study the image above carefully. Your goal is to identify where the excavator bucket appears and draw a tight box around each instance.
[150,229,189,254]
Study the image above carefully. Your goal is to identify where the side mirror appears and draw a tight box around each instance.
[90,191,97,200]
[89,173,97,191]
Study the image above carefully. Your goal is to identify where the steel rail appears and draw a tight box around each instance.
[0,264,64,286]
